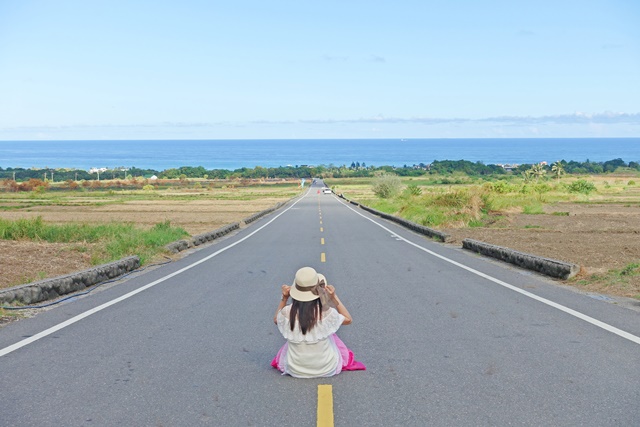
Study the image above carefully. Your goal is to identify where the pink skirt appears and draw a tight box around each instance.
[271,334,366,375]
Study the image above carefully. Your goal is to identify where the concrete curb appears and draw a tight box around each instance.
[242,201,286,225]
[0,256,140,306]
[165,201,287,255]
[462,238,580,279]
[190,223,240,248]
[337,194,451,243]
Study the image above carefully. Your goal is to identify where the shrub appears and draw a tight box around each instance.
[143,184,155,191]
[433,189,471,208]
[533,183,551,194]
[17,178,48,192]
[404,183,422,196]
[65,180,79,190]
[488,180,513,194]
[372,174,402,198]
[421,210,447,226]
[568,179,596,194]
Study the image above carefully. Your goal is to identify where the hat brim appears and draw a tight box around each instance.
[289,285,320,302]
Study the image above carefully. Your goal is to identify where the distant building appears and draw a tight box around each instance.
[497,163,519,171]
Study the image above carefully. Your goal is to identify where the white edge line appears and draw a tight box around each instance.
[339,199,640,346]
[0,193,309,358]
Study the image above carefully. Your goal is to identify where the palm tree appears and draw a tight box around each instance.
[551,161,565,182]
[530,164,547,182]
[522,169,534,183]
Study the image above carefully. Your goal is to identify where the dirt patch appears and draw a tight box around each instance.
[0,240,94,288]
[443,202,640,299]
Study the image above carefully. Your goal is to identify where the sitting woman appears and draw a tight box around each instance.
[271,266,365,378]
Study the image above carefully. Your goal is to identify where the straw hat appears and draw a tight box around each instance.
[289,267,326,302]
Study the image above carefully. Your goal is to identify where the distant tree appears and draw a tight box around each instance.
[522,169,534,183]
[530,164,547,182]
[551,161,565,182]
[602,158,626,173]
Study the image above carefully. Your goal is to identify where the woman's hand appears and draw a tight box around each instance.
[281,285,291,299]
[325,284,337,300]
[275,285,291,324]
[325,284,351,324]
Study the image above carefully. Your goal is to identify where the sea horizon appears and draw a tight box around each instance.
[1,137,639,171]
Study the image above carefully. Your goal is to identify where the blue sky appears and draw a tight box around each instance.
[0,0,639,140]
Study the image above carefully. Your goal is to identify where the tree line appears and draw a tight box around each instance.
[1,158,638,184]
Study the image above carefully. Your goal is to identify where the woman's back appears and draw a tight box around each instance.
[276,305,345,378]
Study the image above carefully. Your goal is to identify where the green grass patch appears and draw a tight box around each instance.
[522,204,544,214]
[552,211,570,216]
[575,262,640,288]
[0,217,188,265]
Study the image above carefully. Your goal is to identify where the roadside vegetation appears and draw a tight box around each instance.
[328,171,640,229]
[325,164,640,299]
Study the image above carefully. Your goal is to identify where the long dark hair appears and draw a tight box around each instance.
[290,298,323,334]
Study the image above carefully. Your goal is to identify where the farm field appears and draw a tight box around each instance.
[0,180,303,290]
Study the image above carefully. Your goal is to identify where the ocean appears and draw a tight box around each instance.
[0,138,639,171]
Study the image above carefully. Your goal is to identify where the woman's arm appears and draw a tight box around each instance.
[274,285,290,324]
[326,285,352,325]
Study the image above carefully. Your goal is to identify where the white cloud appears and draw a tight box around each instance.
[1,112,639,140]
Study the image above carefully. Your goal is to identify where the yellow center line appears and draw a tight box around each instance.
[321,238,325,245]
[320,227,323,232]
[321,252,326,263]
[317,384,334,427]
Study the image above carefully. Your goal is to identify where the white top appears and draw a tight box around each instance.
[277,305,345,378]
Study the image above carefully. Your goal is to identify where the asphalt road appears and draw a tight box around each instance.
[1,180,640,426]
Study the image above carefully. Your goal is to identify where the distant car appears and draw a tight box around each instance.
[322,188,332,194]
